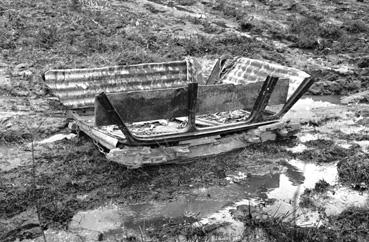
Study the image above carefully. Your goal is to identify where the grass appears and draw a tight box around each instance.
[212,2,245,20]
[0,0,262,68]
[338,153,369,190]
[287,16,368,53]
[0,0,274,100]
[292,139,359,163]
[240,207,369,241]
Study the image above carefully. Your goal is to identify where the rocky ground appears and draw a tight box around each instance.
[1,0,369,241]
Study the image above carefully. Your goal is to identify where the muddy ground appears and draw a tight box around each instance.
[1,0,369,241]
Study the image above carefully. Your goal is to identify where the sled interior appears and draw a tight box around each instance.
[44,58,313,148]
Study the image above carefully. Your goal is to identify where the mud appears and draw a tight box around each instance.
[2,97,369,241]
[1,0,369,241]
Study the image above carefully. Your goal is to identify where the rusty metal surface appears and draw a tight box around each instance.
[44,60,195,109]
[219,57,310,98]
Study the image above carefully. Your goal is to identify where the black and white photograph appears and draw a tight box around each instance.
[1,0,368,241]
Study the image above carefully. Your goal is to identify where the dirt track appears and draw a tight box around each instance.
[1,0,369,241]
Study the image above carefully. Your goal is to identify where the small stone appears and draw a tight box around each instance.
[247,136,260,143]
[260,131,276,142]
[277,128,289,137]
[247,129,261,136]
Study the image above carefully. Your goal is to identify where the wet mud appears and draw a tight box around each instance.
[1,91,369,241]
[1,0,369,241]
[2,94,369,241]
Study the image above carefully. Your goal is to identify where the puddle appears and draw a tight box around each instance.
[305,95,341,105]
[312,187,369,216]
[283,96,343,123]
[317,119,369,135]
[290,97,338,111]
[276,159,339,192]
[68,158,368,240]
[65,96,369,240]
[298,132,330,142]
[68,174,280,239]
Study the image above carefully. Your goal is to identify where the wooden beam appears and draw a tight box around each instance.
[95,80,288,126]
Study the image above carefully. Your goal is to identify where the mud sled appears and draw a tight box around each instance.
[44,57,314,168]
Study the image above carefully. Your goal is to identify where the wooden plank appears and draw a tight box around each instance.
[105,121,301,168]
[95,80,288,126]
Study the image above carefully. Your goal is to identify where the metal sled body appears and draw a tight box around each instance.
[44,57,313,168]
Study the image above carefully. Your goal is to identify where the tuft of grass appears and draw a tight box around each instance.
[175,0,197,6]
[344,20,369,34]
[240,207,369,241]
[212,1,245,20]
[289,17,345,50]
[313,179,330,193]
[294,139,358,163]
[337,153,369,190]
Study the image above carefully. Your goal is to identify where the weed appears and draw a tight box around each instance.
[212,2,245,20]
[289,17,345,50]
[69,0,82,11]
[240,206,369,241]
[337,153,369,190]
[295,139,358,163]
[318,24,343,40]
[175,0,197,6]
[37,25,59,49]
[313,179,330,193]
[299,194,316,209]
[344,20,369,34]
[239,20,254,32]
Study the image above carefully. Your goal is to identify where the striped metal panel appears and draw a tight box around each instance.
[220,57,310,98]
[44,60,192,109]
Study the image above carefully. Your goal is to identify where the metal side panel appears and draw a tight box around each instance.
[44,60,197,109]
[220,57,310,98]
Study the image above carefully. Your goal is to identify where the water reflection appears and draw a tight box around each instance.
[69,159,368,239]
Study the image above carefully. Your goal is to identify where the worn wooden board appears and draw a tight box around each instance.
[95,80,288,126]
[105,121,301,168]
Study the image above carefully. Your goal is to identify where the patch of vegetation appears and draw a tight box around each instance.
[343,20,369,34]
[313,179,330,193]
[299,189,316,209]
[240,207,369,241]
[299,179,330,210]
[212,1,245,20]
[288,17,345,50]
[337,153,369,190]
[186,16,223,34]
[175,0,197,6]
[287,15,369,54]
[0,0,275,99]
[132,216,228,241]
[294,139,359,163]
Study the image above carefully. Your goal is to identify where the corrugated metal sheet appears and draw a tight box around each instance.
[220,57,310,98]
[44,57,309,109]
[44,60,195,109]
